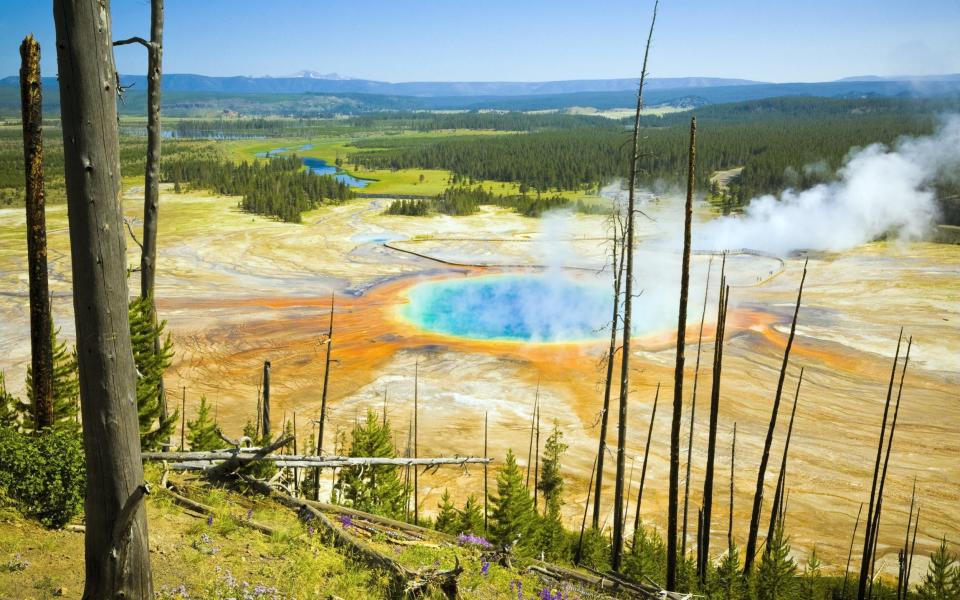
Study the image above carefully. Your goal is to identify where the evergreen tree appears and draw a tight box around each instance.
[716,545,745,600]
[434,489,458,535]
[186,395,220,451]
[457,494,484,537]
[756,522,798,600]
[26,323,79,432]
[129,296,178,450]
[333,409,406,520]
[489,448,535,551]
[624,524,667,585]
[802,545,825,599]
[917,538,959,600]
[0,373,22,429]
[536,423,568,561]
[578,527,611,572]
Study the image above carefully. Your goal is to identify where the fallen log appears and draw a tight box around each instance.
[206,435,294,481]
[155,484,277,537]
[142,453,491,468]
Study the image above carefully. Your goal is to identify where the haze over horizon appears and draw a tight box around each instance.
[2,0,959,83]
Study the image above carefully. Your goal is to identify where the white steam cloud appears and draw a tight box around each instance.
[698,116,960,256]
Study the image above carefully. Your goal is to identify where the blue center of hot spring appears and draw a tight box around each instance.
[400,274,613,342]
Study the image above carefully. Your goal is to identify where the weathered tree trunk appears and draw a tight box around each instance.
[413,359,419,526]
[743,259,807,575]
[20,36,54,430]
[681,257,713,558]
[904,507,920,597]
[698,279,728,582]
[867,337,912,596]
[313,294,334,500]
[52,0,153,595]
[857,329,903,600]
[842,502,865,600]
[594,220,624,528]
[575,454,598,566]
[728,423,736,550]
[897,479,917,600]
[139,0,163,302]
[667,114,696,586]
[765,368,803,558]
[612,0,658,572]
[262,360,271,439]
[533,399,541,512]
[632,383,660,542]
[526,381,539,488]
[483,411,489,534]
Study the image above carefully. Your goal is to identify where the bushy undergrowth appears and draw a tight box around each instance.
[0,427,84,528]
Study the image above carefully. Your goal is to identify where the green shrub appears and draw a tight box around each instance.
[0,427,84,528]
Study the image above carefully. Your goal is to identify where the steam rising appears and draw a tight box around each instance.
[698,116,960,255]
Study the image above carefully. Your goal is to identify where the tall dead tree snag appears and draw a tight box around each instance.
[114,0,166,415]
[667,114,696,588]
[20,35,54,430]
[743,259,808,575]
[262,361,272,439]
[765,368,803,558]
[611,0,658,573]
[53,0,153,595]
[313,293,334,501]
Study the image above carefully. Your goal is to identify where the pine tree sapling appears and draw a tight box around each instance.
[916,538,959,600]
[457,495,485,537]
[757,521,798,600]
[490,449,536,552]
[26,323,79,432]
[435,489,459,535]
[187,395,220,451]
[333,409,406,520]
[129,296,178,449]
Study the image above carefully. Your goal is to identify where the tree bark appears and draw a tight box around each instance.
[632,382,660,541]
[612,0,658,573]
[262,360,271,439]
[681,256,713,558]
[314,294,334,500]
[139,0,162,302]
[728,423,737,551]
[743,259,807,575]
[698,280,728,582]
[52,0,153,595]
[842,502,864,600]
[20,35,54,430]
[765,368,803,558]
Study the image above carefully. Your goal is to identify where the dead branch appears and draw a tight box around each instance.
[204,435,293,479]
[113,37,153,49]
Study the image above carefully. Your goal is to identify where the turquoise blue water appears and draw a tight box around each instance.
[302,157,373,188]
[401,274,614,342]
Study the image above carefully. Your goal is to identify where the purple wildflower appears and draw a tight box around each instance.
[308,526,315,536]
[246,508,253,520]
[337,514,353,529]
[481,560,490,576]
[456,533,493,549]
[206,515,214,526]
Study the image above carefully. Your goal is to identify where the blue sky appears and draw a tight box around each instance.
[1,0,959,82]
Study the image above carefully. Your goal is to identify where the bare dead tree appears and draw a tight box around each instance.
[857,329,904,600]
[612,2,659,574]
[867,336,912,597]
[897,478,917,600]
[262,361,271,439]
[594,208,626,529]
[180,387,186,450]
[484,411,489,534]
[666,113,696,586]
[19,35,54,429]
[413,358,420,526]
[743,258,808,575]
[681,256,713,558]
[632,382,660,542]
[842,502,865,600]
[313,293,334,500]
[904,506,920,597]
[534,397,541,512]
[728,423,737,551]
[526,379,540,489]
[114,0,166,417]
[698,279,728,582]
[53,0,152,594]
[576,454,599,566]
[765,368,804,558]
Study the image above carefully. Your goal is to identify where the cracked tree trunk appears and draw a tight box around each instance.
[52,0,153,595]
[20,36,54,430]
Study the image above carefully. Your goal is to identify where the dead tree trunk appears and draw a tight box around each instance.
[681,256,713,558]
[262,361,271,439]
[904,507,920,597]
[612,0,658,573]
[842,502,864,600]
[765,368,803,558]
[53,0,153,595]
[483,411,489,534]
[526,380,539,489]
[867,336,912,594]
[632,382,660,542]
[698,279,728,582]
[897,479,917,600]
[533,398,541,512]
[19,36,54,430]
[728,423,737,551]
[667,113,696,587]
[857,329,904,600]
[743,259,808,575]
[594,216,625,529]
[413,359,420,526]
[313,293,334,500]
[575,454,598,566]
